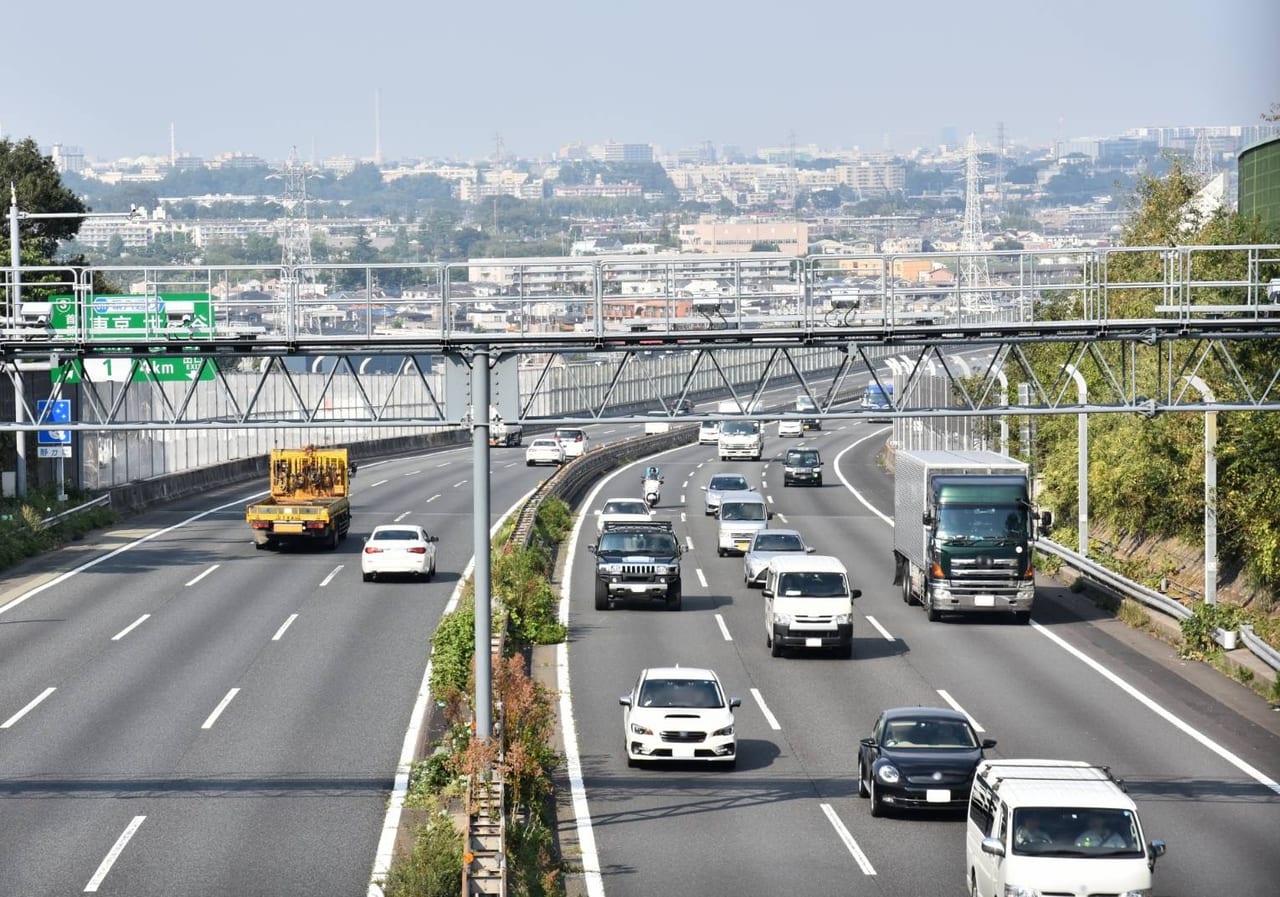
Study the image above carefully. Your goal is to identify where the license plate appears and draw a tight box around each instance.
[673,746,695,759]
[629,585,651,593]
[926,789,951,803]
[974,594,995,607]
[805,638,822,647]
[274,523,304,533]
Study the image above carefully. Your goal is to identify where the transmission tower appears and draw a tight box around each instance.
[958,133,990,298]
[279,146,314,272]
[1193,129,1214,183]
[995,121,1006,218]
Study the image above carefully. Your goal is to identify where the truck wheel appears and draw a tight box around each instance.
[594,581,610,611]
[901,576,914,606]
[925,593,942,622]
[839,641,854,659]
[717,547,726,557]
[666,586,682,611]
[327,528,340,550]
[1014,611,1031,625]
[770,637,783,658]
[526,460,534,467]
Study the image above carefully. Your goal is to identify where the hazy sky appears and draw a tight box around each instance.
[4,0,1276,163]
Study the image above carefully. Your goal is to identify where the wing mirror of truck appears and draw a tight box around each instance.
[587,543,598,555]
[1040,510,1053,529]
[767,511,774,519]
[980,837,1006,858]
[762,587,773,598]
[805,546,816,553]
[1148,839,1166,869]
[922,511,935,526]
[348,462,359,477]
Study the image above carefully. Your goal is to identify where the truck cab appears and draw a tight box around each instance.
[763,555,860,658]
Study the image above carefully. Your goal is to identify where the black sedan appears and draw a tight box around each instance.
[857,707,996,817]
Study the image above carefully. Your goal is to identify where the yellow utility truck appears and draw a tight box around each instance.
[245,446,355,550]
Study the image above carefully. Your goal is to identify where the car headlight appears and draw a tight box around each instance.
[876,764,900,784]
[1117,891,1151,897]
[774,613,793,626]
[933,587,952,601]
[603,564,623,575]
[630,722,653,736]
[666,565,680,576]
[712,724,734,737]
[833,613,852,625]
[1002,886,1042,897]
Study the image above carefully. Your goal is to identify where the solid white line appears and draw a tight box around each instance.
[696,568,708,588]
[0,489,269,620]
[272,614,299,641]
[820,804,877,876]
[184,564,220,587]
[775,513,788,523]
[864,615,895,641]
[750,688,781,730]
[404,470,421,476]
[452,480,467,488]
[715,614,733,641]
[370,478,389,487]
[505,462,517,468]
[319,565,343,587]
[685,536,694,551]
[937,689,985,733]
[394,511,410,522]
[834,428,894,525]
[1031,621,1280,795]
[111,615,151,641]
[436,461,451,467]
[602,429,615,434]
[84,815,147,892]
[201,688,240,729]
[1,687,56,729]
[426,494,440,503]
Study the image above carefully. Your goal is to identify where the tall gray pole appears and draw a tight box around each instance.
[10,183,26,497]
[1185,376,1217,605]
[472,345,492,741]
[1064,364,1088,557]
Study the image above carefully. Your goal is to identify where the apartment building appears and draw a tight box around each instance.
[678,220,809,255]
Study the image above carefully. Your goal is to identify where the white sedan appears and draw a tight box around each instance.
[777,418,804,437]
[525,438,565,466]
[361,524,438,582]
[620,666,740,768]
[597,497,654,533]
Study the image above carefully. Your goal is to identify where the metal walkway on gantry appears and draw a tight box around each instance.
[2,244,1279,430]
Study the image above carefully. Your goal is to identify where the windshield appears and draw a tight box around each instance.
[787,451,820,466]
[604,501,647,515]
[1010,807,1143,858]
[720,421,760,436]
[599,533,677,555]
[752,533,803,551]
[721,502,766,521]
[936,505,1029,545]
[881,717,977,749]
[709,476,749,491]
[777,572,847,597]
[795,396,817,411]
[637,678,724,709]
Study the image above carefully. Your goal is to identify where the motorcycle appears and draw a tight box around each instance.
[643,477,663,508]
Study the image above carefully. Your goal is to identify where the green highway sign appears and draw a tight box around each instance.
[50,293,217,383]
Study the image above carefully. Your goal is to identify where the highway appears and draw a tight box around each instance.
[562,422,1280,896]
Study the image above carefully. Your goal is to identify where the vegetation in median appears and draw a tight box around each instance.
[0,487,117,573]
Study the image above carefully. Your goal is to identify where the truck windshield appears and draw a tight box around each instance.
[721,503,766,521]
[720,421,759,435]
[778,572,847,597]
[936,505,1028,544]
[599,533,677,555]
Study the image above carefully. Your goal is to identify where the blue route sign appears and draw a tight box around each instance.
[36,399,72,445]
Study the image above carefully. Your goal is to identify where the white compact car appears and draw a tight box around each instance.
[361,524,438,582]
[620,667,741,768]
[597,497,654,533]
[777,418,804,437]
[698,421,721,444]
[554,427,589,458]
[525,437,565,466]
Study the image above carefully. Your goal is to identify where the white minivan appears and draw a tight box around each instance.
[762,555,859,658]
[716,490,770,556]
[966,759,1166,897]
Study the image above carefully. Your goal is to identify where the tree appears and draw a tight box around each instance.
[0,137,87,263]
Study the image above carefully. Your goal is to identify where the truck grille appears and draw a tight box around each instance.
[621,564,658,578]
[947,557,1021,593]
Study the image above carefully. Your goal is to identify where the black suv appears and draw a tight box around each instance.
[783,447,823,486]
[588,521,683,611]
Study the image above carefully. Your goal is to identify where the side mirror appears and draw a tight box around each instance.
[1040,510,1053,529]
[618,696,632,708]
[1149,839,1166,863]
[729,697,742,710]
[767,511,774,519]
[762,587,773,598]
[805,546,816,553]
[980,837,1006,858]
[348,462,358,477]
[430,535,440,542]
[850,589,862,599]
[981,738,997,750]
[859,736,876,748]
[700,485,708,491]
[922,511,935,526]
[587,544,598,555]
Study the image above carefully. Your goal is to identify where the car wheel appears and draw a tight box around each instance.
[666,585,682,611]
[426,560,436,581]
[816,476,823,486]
[717,548,726,557]
[969,872,979,897]
[869,777,885,817]
[362,571,373,582]
[526,460,534,467]
[858,759,870,798]
[1014,611,1031,625]
[839,641,854,659]
[770,635,783,658]
[594,580,610,611]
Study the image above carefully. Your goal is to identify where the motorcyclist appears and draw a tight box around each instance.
[643,465,663,484]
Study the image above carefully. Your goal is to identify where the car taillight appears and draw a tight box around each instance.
[408,547,428,554]
[364,546,383,554]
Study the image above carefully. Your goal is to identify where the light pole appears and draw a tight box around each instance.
[995,369,1009,456]
[7,184,139,497]
[1184,376,1217,605]
[1063,363,1088,557]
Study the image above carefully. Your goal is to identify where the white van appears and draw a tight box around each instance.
[966,759,1166,897]
[762,555,859,658]
[716,490,770,556]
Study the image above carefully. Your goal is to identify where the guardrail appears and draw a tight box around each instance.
[1037,537,1279,673]
[35,494,111,531]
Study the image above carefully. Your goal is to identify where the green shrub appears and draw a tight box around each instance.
[0,490,116,573]
[381,811,463,897]
[429,599,476,701]
[1178,602,1245,659]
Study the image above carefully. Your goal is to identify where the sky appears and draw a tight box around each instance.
[3,0,1277,164]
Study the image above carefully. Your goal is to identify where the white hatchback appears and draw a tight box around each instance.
[597,497,654,533]
[620,667,741,768]
[525,438,565,466]
[777,418,804,437]
[554,427,589,458]
[361,524,438,582]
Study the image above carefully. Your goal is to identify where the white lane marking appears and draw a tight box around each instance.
[762,479,768,489]
[1031,621,1280,795]
[553,442,695,897]
[184,564,220,587]
[776,513,788,523]
[394,511,411,522]
[767,495,775,504]
[834,428,895,525]
[762,464,769,472]
[696,568,708,588]
[272,614,299,641]
[111,615,151,641]
[820,804,877,876]
[1,687,56,729]
[937,689,985,733]
[696,461,704,468]
[426,494,440,503]
[370,487,536,890]
[715,614,733,641]
[319,566,343,587]
[84,815,147,892]
[504,462,517,468]
[201,688,240,729]
[452,480,468,488]
[680,512,687,523]
[436,461,451,467]
[403,470,421,476]
[838,425,847,431]
[750,688,782,730]
[685,536,694,551]
[681,479,688,488]
[680,493,685,504]
[602,429,616,434]
[370,478,389,488]
[864,615,895,641]
[0,489,270,620]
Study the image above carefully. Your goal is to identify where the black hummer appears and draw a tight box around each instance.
[783,446,824,486]
[588,521,683,611]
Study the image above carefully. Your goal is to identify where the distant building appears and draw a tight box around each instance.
[678,219,808,255]
[50,144,86,175]
[602,143,654,164]
[1239,134,1280,234]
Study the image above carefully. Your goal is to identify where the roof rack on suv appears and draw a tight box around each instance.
[982,762,1126,793]
[600,520,675,533]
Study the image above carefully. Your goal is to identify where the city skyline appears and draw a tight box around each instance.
[4,0,1276,163]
